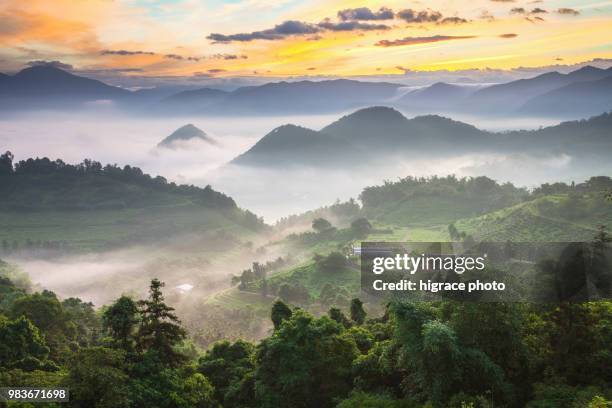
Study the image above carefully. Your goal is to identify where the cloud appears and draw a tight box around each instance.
[530,8,548,14]
[317,20,390,31]
[510,8,526,15]
[207,20,319,42]
[26,60,73,70]
[396,9,442,23]
[164,53,184,60]
[208,68,226,73]
[337,7,393,21]
[101,50,206,62]
[499,33,518,38]
[525,16,545,23]
[557,8,580,16]
[439,17,468,24]
[101,49,155,56]
[207,18,389,42]
[376,35,476,47]
[214,54,248,60]
[490,0,515,2]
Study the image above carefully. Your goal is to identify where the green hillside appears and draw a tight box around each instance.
[0,153,264,251]
[360,175,527,227]
[456,192,612,242]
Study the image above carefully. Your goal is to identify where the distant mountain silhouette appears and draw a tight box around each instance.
[231,107,490,167]
[399,82,476,109]
[229,106,612,168]
[2,65,612,119]
[322,106,486,149]
[157,124,217,149]
[207,79,402,115]
[152,88,229,115]
[520,75,612,118]
[0,66,130,109]
[231,124,353,166]
[466,66,612,112]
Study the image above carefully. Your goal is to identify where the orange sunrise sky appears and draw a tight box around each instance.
[1,0,611,79]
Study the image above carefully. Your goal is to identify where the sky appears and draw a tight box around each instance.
[1,0,611,82]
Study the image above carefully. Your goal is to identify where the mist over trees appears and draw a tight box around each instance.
[1,268,610,407]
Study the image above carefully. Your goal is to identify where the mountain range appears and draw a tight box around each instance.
[0,64,611,118]
[230,106,612,168]
[463,65,612,114]
[0,65,130,109]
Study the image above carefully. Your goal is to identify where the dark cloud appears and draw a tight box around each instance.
[525,16,545,23]
[557,8,580,16]
[207,18,390,42]
[499,33,518,38]
[101,49,156,56]
[207,20,319,42]
[376,35,476,47]
[396,9,442,23]
[26,60,73,70]
[317,20,390,31]
[510,7,526,14]
[208,68,226,73]
[306,67,316,70]
[531,8,548,14]
[337,7,393,21]
[439,17,468,24]
[164,54,184,60]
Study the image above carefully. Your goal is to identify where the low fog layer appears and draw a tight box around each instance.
[0,111,590,221]
[2,110,612,315]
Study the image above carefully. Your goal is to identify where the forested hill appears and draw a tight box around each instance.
[0,152,235,211]
[0,152,265,249]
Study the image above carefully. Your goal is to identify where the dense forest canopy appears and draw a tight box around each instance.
[0,151,237,211]
[359,175,528,211]
[1,258,611,407]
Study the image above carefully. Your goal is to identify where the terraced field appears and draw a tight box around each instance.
[456,194,612,242]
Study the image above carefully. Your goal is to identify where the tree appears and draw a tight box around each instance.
[182,373,216,408]
[448,224,460,241]
[317,252,348,272]
[137,279,186,366]
[0,151,13,176]
[329,307,352,329]
[351,218,372,237]
[350,298,367,325]
[62,298,99,345]
[270,300,292,330]
[312,218,333,233]
[278,282,310,304]
[103,296,139,351]
[261,278,269,298]
[255,310,358,408]
[392,302,507,407]
[198,339,255,406]
[64,347,130,408]
[10,291,71,361]
[0,316,50,370]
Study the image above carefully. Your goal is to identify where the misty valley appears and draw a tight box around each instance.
[1,62,612,407]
